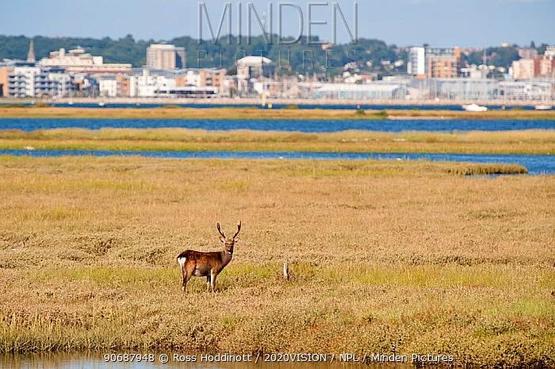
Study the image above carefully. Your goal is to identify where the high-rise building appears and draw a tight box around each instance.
[146,44,186,70]
[426,48,461,79]
[407,47,426,78]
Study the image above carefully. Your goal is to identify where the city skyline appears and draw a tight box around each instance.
[1,0,554,47]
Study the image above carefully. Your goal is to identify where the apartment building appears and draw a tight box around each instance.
[146,44,186,70]
[177,69,226,90]
[7,66,74,98]
[406,47,461,79]
[426,48,461,79]
[512,57,555,80]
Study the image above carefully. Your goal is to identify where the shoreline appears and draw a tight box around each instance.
[1,106,555,120]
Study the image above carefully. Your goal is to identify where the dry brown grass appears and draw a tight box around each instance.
[0,157,553,368]
[0,128,553,154]
[0,106,555,120]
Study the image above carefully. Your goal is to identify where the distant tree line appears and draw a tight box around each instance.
[0,34,403,76]
[0,34,549,77]
[463,42,552,69]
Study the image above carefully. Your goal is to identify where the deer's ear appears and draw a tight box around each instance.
[219,237,226,243]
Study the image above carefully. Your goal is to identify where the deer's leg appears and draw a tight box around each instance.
[182,262,197,293]
[206,276,211,291]
[210,271,217,293]
[182,273,188,293]
[182,269,192,293]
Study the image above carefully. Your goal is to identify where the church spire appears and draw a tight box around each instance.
[27,39,36,63]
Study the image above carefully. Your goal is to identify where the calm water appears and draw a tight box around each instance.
[1,102,547,111]
[1,149,553,175]
[0,118,554,132]
[0,353,409,369]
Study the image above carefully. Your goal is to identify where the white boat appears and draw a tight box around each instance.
[462,104,488,112]
[535,105,552,111]
[98,102,105,107]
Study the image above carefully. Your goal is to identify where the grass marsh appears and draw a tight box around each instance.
[0,157,553,368]
[0,128,554,155]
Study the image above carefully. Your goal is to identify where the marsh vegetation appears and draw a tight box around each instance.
[0,128,553,155]
[0,157,553,368]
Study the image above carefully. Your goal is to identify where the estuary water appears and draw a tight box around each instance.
[1,149,553,175]
[0,118,553,174]
[3,101,549,111]
[0,118,554,132]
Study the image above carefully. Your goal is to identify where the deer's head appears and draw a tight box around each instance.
[217,222,241,255]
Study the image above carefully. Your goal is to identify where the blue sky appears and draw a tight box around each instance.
[0,0,554,47]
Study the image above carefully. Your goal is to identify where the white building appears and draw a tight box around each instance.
[184,70,201,86]
[98,77,118,97]
[129,70,177,97]
[236,56,273,80]
[500,81,553,101]
[155,86,219,98]
[8,66,73,98]
[39,47,132,74]
[236,56,274,95]
[511,59,536,80]
[8,66,37,97]
[461,65,489,79]
[407,47,426,78]
[313,82,408,100]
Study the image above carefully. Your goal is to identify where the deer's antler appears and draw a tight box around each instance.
[233,221,242,239]
[217,223,226,238]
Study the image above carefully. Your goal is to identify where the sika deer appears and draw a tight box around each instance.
[177,222,241,293]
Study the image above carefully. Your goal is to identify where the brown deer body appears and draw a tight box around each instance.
[177,222,241,293]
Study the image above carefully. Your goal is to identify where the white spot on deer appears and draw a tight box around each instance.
[177,256,186,269]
